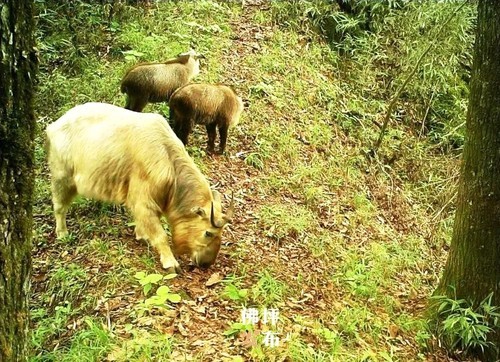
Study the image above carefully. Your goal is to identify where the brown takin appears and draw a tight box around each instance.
[120,49,203,112]
[46,102,233,273]
[169,83,244,154]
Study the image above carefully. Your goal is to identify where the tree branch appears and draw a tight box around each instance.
[370,1,469,157]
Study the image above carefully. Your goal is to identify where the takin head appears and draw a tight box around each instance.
[120,49,205,112]
[169,83,244,154]
[170,191,234,268]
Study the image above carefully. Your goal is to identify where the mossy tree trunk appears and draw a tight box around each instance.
[0,1,37,361]
[434,0,500,359]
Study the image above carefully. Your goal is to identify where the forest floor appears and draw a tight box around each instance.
[30,1,467,361]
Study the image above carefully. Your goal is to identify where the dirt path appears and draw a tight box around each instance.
[161,2,343,360]
[165,3,283,359]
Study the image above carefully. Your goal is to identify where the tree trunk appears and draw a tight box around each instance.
[435,0,500,359]
[0,1,37,361]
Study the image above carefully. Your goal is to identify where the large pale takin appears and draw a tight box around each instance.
[46,102,233,273]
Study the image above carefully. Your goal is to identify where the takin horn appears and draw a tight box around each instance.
[210,192,234,228]
[210,202,224,228]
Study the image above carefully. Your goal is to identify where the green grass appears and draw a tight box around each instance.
[107,328,174,361]
[45,265,83,299]
[257,203,315,242]
[31,318,112,362]
[251,270,287,306]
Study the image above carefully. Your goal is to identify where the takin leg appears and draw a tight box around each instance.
[173,118,192,146]
[126,96,148,112]
[217,123,229,154]
[51,177,77,238]
[205,123,217,154]
[124,95,132,110]
[131,204,181,273]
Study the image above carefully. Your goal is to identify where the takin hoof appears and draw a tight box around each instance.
[160,255,182,275]
[56,229,69,239]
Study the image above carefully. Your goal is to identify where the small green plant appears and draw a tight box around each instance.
[430,292,500,355]
[121,49,145,61]
[313,327,342,354]
[223,322,254,337]
[335,305,384,342]
[245,152,265,170]
[134,272,180,315]
[222,283,249,303]
[220,275,248,304]
[134,271,176,296]
[47,263,88,303]
[143,285,181,307]
[343,260,378,298]
[107,327,174,361]
[31,302,74,353]
[58,232,77,244]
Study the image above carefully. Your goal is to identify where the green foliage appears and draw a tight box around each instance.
[335,305,385,343]
[35,0,118,74]
[251,270,287,306]
[271,0,406,47]
[47,263,88,303]
[222,283,249,303]
[134,272,180,313]
[31,302,74,355]
[134,271,176,296]
[223,322,254,337]
[109,327,174,361]
[312,327,342,354]
[31,316,112,362]
[429,293,500,355]
[244,152,265,170]
[58,318,110,361]
[392,2,474,151]
[143,285,181,307]
[257,204,314,241]
[221,276,249,303]
[270,0,475,150]
[282,338,333,362]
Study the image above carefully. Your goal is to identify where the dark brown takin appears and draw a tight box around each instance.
[120,49,204,112]
[169,83,244,154]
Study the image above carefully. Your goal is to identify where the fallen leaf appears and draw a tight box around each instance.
[191,339,206,347]
[193,305,206,314]
[205,272,224,287]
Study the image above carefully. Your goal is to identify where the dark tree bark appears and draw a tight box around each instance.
[434,0,500,359]
[0,1,37,361]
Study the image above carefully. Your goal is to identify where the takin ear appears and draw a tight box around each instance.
[179,48,196,57]
[191,206,206,217]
